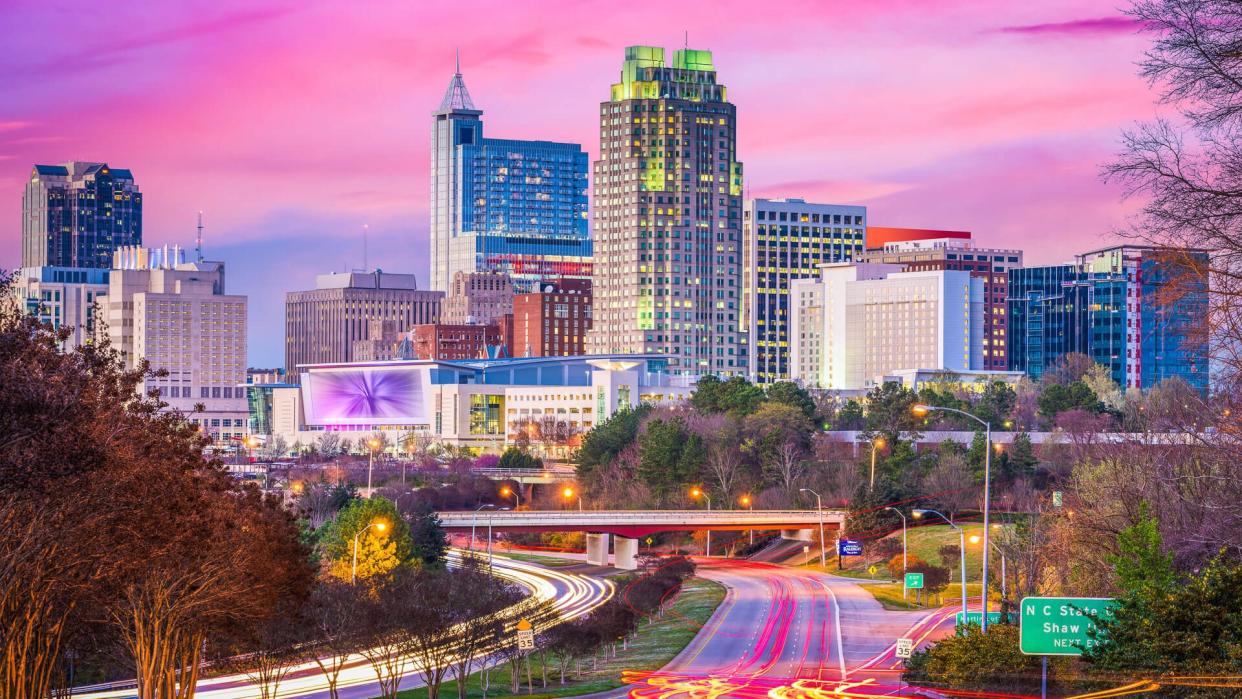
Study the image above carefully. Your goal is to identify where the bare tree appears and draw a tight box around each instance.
[445,560,526,699]
[307,582,363,699]
[704,444,744,505]
[922,452,974,521]
[764,440,806,495]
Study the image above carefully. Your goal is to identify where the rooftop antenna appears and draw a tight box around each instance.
[455,47,460,74]
[362,223,369,272]
[684,30,688,50]
[195,211,204,262]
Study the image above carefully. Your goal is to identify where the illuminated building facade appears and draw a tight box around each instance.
[587,45,744,375]
[742,198,866,383]
[22,162,142,269]
[430,62,590,293]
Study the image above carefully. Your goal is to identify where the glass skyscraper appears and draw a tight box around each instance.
[430,63,590,293]
[22,162,141,269]
[1008,245,1208,393]
[586,45,744,375]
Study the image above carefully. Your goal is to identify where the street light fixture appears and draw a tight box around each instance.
[912,403,995,632]
[740,495,754,545]
[799,488,827,568]
[869,436,886,491]
[351,519,388,585]
[689,487,712,557]
[913,508,966,620]
[885,506,908,598]
[470,504,497,552]
[969,533,1009,607]
[500,485,521,510]
[562,486,582,511]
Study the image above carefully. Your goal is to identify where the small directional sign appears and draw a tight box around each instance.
[904,572,924,589]
[867,564,879,576]
[1052,491,1063,507]
[516,618,534,651]
[895,638,914,659]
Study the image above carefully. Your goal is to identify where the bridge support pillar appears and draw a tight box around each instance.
[585,533,610,567]
[781,528,814,541]
[613,536,639,570]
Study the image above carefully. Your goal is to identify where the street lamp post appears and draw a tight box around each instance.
[471,504,497,552]
[366,437,381,494]
[799,488,827,568]
[351,520,388,585]
[885,506,908,599]
[914,508,966,620]
[486,507,510,570]
[971,531,1008,609]
[562,486,582,511]
[690,488,712,557]
[500,485,522,510]
[913,404,994,632]
[869,437,886,491]
[740,495,753,545]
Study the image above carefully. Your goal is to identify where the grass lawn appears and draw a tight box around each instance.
[796,522,1007,610]
[862,581,985,611]
[393,576,726,699]
[494,551,582,568]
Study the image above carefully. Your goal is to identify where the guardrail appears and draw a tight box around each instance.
[438,509,846,532]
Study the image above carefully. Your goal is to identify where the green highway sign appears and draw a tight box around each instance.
[1020,597,1116,656]
[904,572,924,589]
[955,611,1018,631]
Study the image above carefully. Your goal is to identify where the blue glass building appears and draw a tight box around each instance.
[430,63,590,293]
[1008,246,1208,393]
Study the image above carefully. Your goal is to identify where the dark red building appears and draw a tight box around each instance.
[509,279,592,357]
[410,323,502,360]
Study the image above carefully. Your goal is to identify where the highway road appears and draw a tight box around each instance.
[618,559,958,698]
[71,551,613,699]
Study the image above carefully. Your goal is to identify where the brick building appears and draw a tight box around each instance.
[510,278,592,357]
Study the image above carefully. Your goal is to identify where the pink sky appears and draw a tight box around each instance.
[0,0,1161,365]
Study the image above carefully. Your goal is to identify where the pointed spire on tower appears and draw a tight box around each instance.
[438,50,477,112]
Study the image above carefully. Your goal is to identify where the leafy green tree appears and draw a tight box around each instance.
[690,375,764,416]
[408,500,449,569]
[576,405,650,481]
[1085,505,1241,684]
[904,624,1047,692]
[965,431,989,483]
[764,381,816,420]
[836,399,865,430]
[865,382,921,440]
[637,417,704,503]
[1006,432,1039,478]
[974,381,1017,427]
[498,446,542,470]
[1037,381,1103,419]
[319,497,412,582]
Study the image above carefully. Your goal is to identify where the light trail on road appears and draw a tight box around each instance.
[71,549,613,699]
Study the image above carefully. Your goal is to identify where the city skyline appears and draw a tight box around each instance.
[1,0,1152,365]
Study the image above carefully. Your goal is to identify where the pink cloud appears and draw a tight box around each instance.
[997,16,1142,36]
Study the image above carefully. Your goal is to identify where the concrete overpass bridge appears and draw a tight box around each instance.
[471,468,576,485]
[439,509,846,570]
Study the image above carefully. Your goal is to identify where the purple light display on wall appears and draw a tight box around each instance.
[304,369,426,425]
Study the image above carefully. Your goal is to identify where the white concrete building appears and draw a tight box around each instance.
[97,247,249,445]
[789,263,986,390]
[7,266,110,349]
[274,355,693,455]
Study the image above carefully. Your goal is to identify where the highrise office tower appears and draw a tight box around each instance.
[97,248,248,443]
[22,162,142,268]
[441,271,515,325]
[284,271,443,381]
[429,61,590,293]
[587,45,744,375]
[742,199,866,383]
[1008,245,1209,392]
